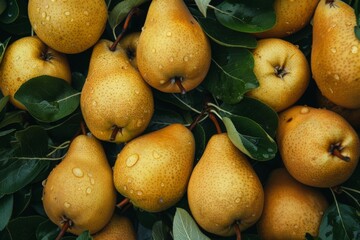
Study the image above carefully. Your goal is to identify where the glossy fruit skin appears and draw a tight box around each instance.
[187,133,264,237]
[257,168,328,240]
[137,0,211,93]
[311,0,360,109]
[0,36,71,110]
[113,124,195,212]
[28,0,107,54]
[277,105,360,188]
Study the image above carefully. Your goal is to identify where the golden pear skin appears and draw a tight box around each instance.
[42,134,117,235]
[113,124,195,212]
[187,133,264,237]
[0,36,71,110]
[277,105,360,188]
[28,0,107,54]
[80,39,154,143]
[257,168,328,240]
[311,0,360,109]
[137,0,211,93]
[93,214,136,240]
[119,32,141,70]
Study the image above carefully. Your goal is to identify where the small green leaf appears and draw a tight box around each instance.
[222,116,277,161]
[0,0,19,24]
[14,75,80,123]
[76,230,92,240]
[319,203,360,240]
[214,0,275,33]
[194,0,211,17]
[0,37,10,64]
[173,208,210,240]
[36,220,59,240]
[0,111,25,129]
[203,46,258,104]
[5,215,48,240]
[152,220,171,240]
[15,125,48,157]
[0,194,13,231]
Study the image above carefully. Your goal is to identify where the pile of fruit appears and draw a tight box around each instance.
[0,0,359,239]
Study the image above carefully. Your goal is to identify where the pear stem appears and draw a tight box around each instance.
[55,219,72,240]
[110,125,122,142]
[173,77,187,94]
[80,121,87,135]
[109,8,139,52]
[116,197,130,209]
[234,222,241,240]
[329,143,351,162]
[209,112,222,134]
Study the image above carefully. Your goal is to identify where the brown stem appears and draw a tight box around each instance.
[55,219,72,240]
[330,143,351,162]
[116,198,130,209]
[110,125,122,142]
[234,221,241,240]
[174,77,186,94]
[120,201,133,214]
[109,8,139,51]
[331,186,343,194]
[80,121,87,135]
[209,113,222,134]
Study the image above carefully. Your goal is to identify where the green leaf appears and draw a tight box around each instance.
[319,203,360,240]
[214,0,276,33]
[0,111,25,129]
[0,95,9,122]
[192,9,257,48]
[36,220,59,240]
[173,208,210,240]
[0,0,19,24]
[222,116,277,161]
[12,186,32,217]
[0,194,13,231]
[0,37,10,64]
[148,109,187,131]
[76,230,92,240]
[5,215,48,240]
[154,90,204,113]
[194,0,211,17]
[14,75,80,123]
[152,220,171,240]
[204,46,258,104]
[15,125,48,157]
[0,0,6,15]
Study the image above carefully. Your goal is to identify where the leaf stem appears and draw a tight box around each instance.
[340,186,360,195]
[329,187,351,240]
[341,189,360,208]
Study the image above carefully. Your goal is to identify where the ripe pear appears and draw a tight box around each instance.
[137,0,211,93]
[0,36,71,110]
[119,32,141,69]
[113,123,195,212]
[42,134,117,235]
[311,0,360,109]
[277,105,360,188]
[257,168,328,240]
[254,0,319,38]
[28,0,107,54]
[93,214,136,240]
[246,38,310,112]
[187,133,264,237]
[80,39,154,143]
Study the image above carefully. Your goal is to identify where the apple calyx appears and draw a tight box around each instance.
[110,125,122,142]
[40,49,53,61]
[329,142,351,162]
[171,76,187,94]
[274,65,289,79]
[55,217,73,240]
[325,0,336,7]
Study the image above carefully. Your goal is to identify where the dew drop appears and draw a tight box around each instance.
[83,10,89,15]
[123,185,127,191]
[50,186,54,191]
[161,182,165,187]
[130,189,134,194]
[183,56,189,62]
[64,202,71,208]
[141,26,145,31]
[285,21,290,25]
[137,190,143,196]
[64,11,70,16]
[41,21,45,25]
[160,80,166,84]
[158,64,163,69]
[37,7,41,12]
[136,120,143,127]
[92,101,97,106]
[42,12,47,18]
[346,22,352,26]
[294,224,299,229]
[246,205,250,208]
[300,107,310,114]
[88,173,93,178]
[166,32,172,37]
[86,22,90,26]
[127,178,133,183]
[235,197,241,203]
[159,198,164,204]
[152,150,161,159]
[46,16,51,21]
[72,167,84,178]
[169,57,174,62]
[251,213,256,217]
[330,47,336,53]
[152,48,156,53]
[45,5,49,9]
[351,45,358,54]
[90,178,95,185]
[86,187,92,194]
[42,179,47,187]
[334,74,340,80]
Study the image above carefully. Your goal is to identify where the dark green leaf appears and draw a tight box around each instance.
[5,215,47,240]
[148,109,187,131]
[71,72,87,92]
[223,116,277,161]
[214,0,275,33]
[76,230,92,240]
[203,46,258,104]
[193,9,257,48]
[194,0,211,17]
[0,111,25,129]
[0,37,10,64]
[12,186,32,217]
[0,194,13,231]
[173,208,210,240]
[15,125,48,157]
[0,0,6,15]
[343,163,360,190]
[319,203,360,240]
[36,219,59,240]
[0,95,9,121]
[152,220,171,240]
[219,97,278,137]
[14,75,80,123]
[0,0,18,24]
[192,124,207,161]
[355,26,360,41]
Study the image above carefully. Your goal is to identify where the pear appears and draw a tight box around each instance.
[113,123,195,212]
[80,39,154,143]
[137,0,211,93]
[187,133,264,237]
[277,105,360,188]
[93,214,136,240]
[257,168,329,240]
[0,36,71,110]
[28,0,108,54]
[42,134,117,235]
[119,32,141,69]
[311,0,360,109]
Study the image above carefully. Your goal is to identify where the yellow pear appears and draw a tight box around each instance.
[0,36,71,110]
[311,0,360,109]
[119,32,141,69]
[80,39,154,143]
[187,133,264,237]
[254,0,320,38]
[93,214,136,240]
[28,0,108,54]
[42,134,117,235]
[137,0,211,93]
[277,105,360,188]
[113,123,195,212]
[246,38,310,112]
[257,168,328,240]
